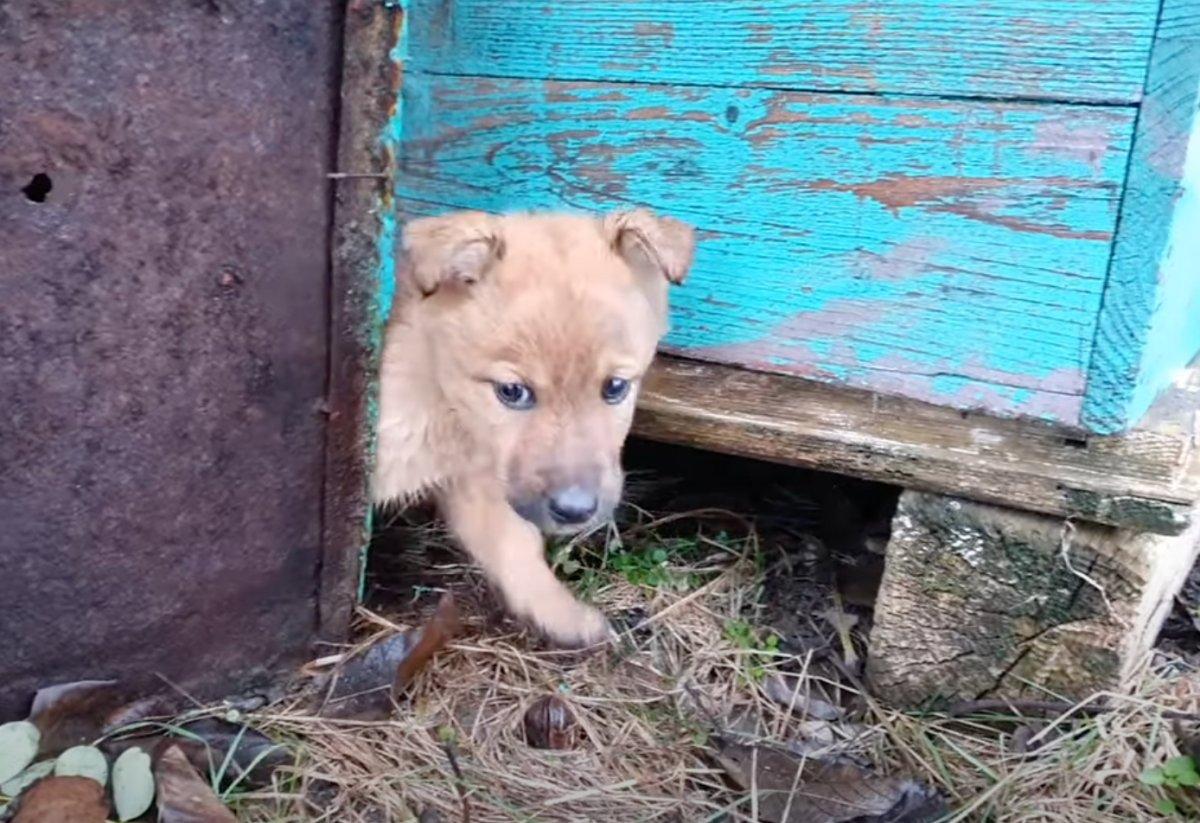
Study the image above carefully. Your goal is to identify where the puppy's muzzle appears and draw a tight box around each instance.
[546,485,598,526]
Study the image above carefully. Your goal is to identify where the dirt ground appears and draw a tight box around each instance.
[6,441,1197,822]
[224,440,1199,821]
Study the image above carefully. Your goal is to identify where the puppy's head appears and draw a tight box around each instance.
[403,208,694,534]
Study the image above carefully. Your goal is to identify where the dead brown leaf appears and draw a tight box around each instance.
[28,680,131,756]
[155,744,237,823]
[104,718,289,791]
[393,592,461,697]
[322,592,461,718]
[12,775,108,823]
[321,633,414,717]
[715,740,940,823]
[763,675,843,721]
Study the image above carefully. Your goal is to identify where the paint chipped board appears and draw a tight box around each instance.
[405,0,1158,103]
[1084,0,1200,433]
[634,357,1200,535]
[395,74,1133,425]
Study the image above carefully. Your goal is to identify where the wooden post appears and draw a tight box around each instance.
[867,491,1200,706]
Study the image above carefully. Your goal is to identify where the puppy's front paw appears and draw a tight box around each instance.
[529,598,613,649]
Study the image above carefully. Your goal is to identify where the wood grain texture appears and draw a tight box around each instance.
[634,357,1200,535]
[1084,0,1200,434]
[406,0,1157,103]
[395,74,1134,424]
[868,491,1200,706]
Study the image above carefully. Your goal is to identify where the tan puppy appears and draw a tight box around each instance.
[371,208,695,647]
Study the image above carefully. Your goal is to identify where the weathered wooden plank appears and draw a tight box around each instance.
[406,0,1157,104]
[868,491,1200,705]
[633,357,1200,535]
[1084,0,1200,434]
[396,74,1135,425]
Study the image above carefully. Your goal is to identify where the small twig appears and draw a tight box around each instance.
[947,697,1200,723]
[153,672,205,710]
[620,508,753,539]
[441,736,472,823]
[821,591,860,670]
[749,743,759,822]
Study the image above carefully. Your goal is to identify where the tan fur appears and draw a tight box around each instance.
[372,209,695,647]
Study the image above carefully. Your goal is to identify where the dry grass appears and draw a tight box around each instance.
[867,663,1200,822]
[227,512,1200,822]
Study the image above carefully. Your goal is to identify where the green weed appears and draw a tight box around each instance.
[723,618,781,683]
[1141,755,1199,816]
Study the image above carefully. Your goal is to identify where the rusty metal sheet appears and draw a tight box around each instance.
[0,0,340,718]
[319,0,404,644]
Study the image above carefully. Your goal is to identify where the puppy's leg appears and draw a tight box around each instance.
[439,482,610,648]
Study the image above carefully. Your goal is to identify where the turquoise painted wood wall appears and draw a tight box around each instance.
[1083,0,1200,432]
[389,0,1200,434]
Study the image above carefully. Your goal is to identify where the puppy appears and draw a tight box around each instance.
[371,208,695,647]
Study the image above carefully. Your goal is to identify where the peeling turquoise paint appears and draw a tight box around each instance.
[1083,0,1200,432]
[390,0,1198,432]
[375,207,397,327]
[375,4,407,327]
[405,0,1158,104]
[394,73,1130,424]
[359,1,408,602]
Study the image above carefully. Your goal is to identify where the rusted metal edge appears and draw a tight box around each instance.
[318,0,404,643]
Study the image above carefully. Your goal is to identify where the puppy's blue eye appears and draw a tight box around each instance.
[601,377,631,404]
[495,381,536,410]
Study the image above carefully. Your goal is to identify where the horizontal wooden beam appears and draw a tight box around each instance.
[634,356,1200,535]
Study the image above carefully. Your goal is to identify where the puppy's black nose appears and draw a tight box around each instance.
[547,486,598,525]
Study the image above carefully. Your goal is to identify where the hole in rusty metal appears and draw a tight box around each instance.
[22,173,52,203]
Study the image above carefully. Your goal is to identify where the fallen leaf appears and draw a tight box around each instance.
[29,680,119,719]
[184,718,289,783]
[155,744,236,822]
[319,636,413,718]
[54,745,109,787]
[112,746,156,821]
[104,718,288,791]
[714,740,940,823]
[0,760,56,804]
[852,781,947,823]
[103,693,182,734]
[322,592,461,718]
[763,676,843,721]
[12,775,108,823]
[0,721,40,783]
[393,592,461,696]
[523,695,577,750]
[28,679,132,755]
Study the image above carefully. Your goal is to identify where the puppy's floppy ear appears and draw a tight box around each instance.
[401,211,504,296]
[604,208,695,285]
